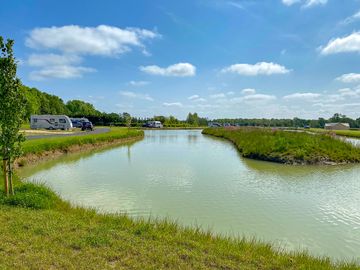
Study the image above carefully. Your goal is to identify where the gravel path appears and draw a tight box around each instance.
[26,127,111,140]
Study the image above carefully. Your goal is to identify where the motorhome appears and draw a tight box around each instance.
[30,115,73,130]
[144,121,163,128]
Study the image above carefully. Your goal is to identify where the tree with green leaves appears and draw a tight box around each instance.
[123,112,132,128]
[0,37,26,196]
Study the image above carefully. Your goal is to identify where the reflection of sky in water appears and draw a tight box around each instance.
[20,130,360,262]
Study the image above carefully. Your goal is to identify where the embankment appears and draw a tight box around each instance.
[16,128,144,168]
[202,127,360,165]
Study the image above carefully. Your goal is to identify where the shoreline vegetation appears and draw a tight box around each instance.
[202,127,360,165]
[0,128,358,268]
[16,128,144,168]
[0,185,358,269]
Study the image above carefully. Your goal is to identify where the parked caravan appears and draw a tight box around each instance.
[143,121,163,128]
[30,115,73,130]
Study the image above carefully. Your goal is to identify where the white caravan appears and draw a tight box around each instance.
[30,115,73,130]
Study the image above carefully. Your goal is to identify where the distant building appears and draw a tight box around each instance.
[324,123,350,130]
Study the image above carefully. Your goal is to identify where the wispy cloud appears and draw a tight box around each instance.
[281,0,327,8]
[128,80,150,86]
[163,102,183,107]
[339,10,360,26]
[29,65,95,81]
[119,91,154,101]
[140,63,196,77]
[283,92,321,101]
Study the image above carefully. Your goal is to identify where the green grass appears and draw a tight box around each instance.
[310,128,360,138]
[22,127,143,156]
[0,181,358,269]
[203,127,360,164]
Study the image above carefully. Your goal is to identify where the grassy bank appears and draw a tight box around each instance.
[22,127,143,156]
[202,127,360,164]
[310,128,360,138]
[0,182,358,269]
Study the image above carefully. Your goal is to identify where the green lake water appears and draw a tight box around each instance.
[19,130,360,262]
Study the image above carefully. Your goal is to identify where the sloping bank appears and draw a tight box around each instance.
[0,183,358,269]
[16,127,144,167]
[202,127,360,165]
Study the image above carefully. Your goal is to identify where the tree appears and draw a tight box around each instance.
[66,100,100,116]
[0,37,26,196]
[123,112,132,128]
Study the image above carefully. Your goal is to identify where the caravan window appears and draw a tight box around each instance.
[59,119,66,123]
[50,118,55,123]
[33,118,38,123]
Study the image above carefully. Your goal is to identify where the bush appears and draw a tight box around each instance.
[0,183,59,209]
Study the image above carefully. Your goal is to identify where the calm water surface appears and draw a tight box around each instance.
[20,130,360,262]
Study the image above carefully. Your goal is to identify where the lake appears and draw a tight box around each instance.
[19,130,360,262]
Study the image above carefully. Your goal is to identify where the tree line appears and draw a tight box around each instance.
[212,113,360,129]
[21,85,360,128]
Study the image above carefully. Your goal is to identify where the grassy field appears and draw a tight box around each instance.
[202,127,360,164]
[22,127,143,156]
[310,128,360,138]
[0,181,358,269]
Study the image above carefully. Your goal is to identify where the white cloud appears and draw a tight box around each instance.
[282,0,300,6]
[129,80,150,86]
[210,93,226,99]
[320,32,360,55]
[283,92,321,100]
[241,88,256,95]
[188,95,200,100]
[27,53,95,81]
[140,63,196,77]
[336,73,360,84]
[339,10,360,25]
[29,65,95,81]
[282,0,327,8]
[302,0,327,8]
[163,102,183,107]
[242,94,276,102]
[27,53,81,67]
[26,25,159,56]
[221,62,290,76]
[119,91,154,101]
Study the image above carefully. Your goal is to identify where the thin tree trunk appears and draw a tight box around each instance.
[3,159,9,196]
[8,159,13,195]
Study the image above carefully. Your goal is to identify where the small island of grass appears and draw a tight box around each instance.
[202,127,360,165]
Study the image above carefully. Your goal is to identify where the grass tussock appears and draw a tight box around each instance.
[22,127,143,156]
[0,180,358,269]
[202,127,360,164]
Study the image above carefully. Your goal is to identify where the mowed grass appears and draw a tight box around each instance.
[202,127,360,164]
[0,182,358,269]
[22,127,143,156]
[310,128,360,138]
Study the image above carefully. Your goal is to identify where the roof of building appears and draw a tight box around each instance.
[324,123,350,127]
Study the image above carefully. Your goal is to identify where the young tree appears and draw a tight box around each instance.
[0,37,26,196]
[123,112,132,128]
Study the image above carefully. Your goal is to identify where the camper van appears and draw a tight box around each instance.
[30,115,73,130]
[143,121,163,128]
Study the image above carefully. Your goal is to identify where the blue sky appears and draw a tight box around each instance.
[1,0,360,119]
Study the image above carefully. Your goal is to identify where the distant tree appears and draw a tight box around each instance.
[0,37,27,196]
